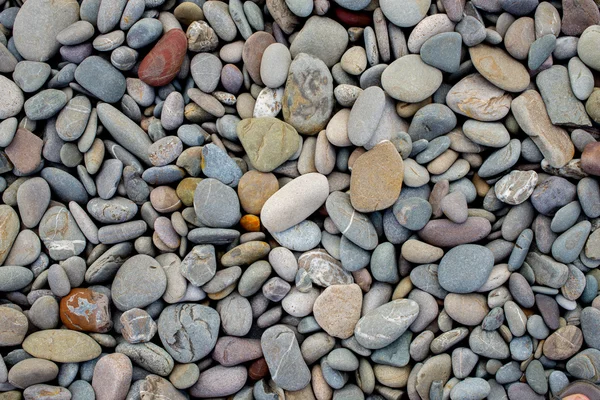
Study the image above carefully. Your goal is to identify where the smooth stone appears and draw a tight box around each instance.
[446,73,512,122]
[242,31,276,86]
[438,244,494,293]
[578,25,600,72]
[445,293,489,326]
[393,197,432,230]
[478,139,521,178]
[111,255,167,311]
[201,144,242,187]
[512,90,575,168]
[581,306,600,350]
[74,56,125,103]
[261,173,329,233]
[469,44,530,92]
[543,325,583,360]
[354,299,420,349]
[566,349,600,382]
[17,178,50,229]
[418,217,491,248]
[380,0,430,27]
[22,330,101,362]
[237,118,300,173]
[382,55,442,103]
[261,325,310,391]
[408,104,457,141]
[271,221,321,252]
[158,304,220,363]
[56,96,92,141]
[452,348,478,379]
[469,326,510,359]
[115,342,174,376]
[536,65,591,127]
[562,0,600,36]
[350,141,404,212]
[126,18,162,49]
[578,177,600,218]
[420,32,462,73]
[194,178,241,228]
[529,34,556,70]
[261,43,292,88]
[494,170,538,205]
[0,307,28,346]
[190,365,247,397]
[92,353,132,400]
[12,0,79,62]
[12,61,51,93]
[138,29,187,87]
[450,378,490,400]
[97,103,153,165]
[326,191,378,251]
[283,53,334,135]
[552,221,591,263]
[24,89,67,121]
[290,16,348,68]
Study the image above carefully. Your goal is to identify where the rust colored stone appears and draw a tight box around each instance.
[248,358,269,381]
[138,29,187,87]
[582,142,600,176]
[4,128,43,175]
[60,288,112,333]
[332,6,372,27]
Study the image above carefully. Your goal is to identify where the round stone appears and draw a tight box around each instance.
[382,55,443,103]
[22,330,102,363]
[111,255,167,311]
[438,244,495,293]
[158,304,220,363]
[380,0,430,27]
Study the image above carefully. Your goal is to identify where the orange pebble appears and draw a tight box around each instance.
[563,395,590,400]
[240,214,261,232]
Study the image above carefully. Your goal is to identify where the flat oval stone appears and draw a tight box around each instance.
[271,220,321,251]
[419,217,491,247]
[494,170,538,205]
[261,325,310,391]
[190,366,247,399]
[354,299,420,349]
[469,326,510,359]
[350,141,404,212]
[87,197,137,224]
[126,18,162,49]
[12,0,79,62]
[446,73,512,121]
[8,358,58,389]
[158,304,220,363]
[92,353,132,400]
[477,139,521,178]
[438,244,495,293]
[282,53,334,135]
[326,191,378,251]
[566,348,600,383]
[348,87,385,147]
[75,56,125,103]
[194,178,241,228]
[0,76,24,119]
[552,220,591,263]
[138,29,187,87]
[382,55,442,103]
[261,43,292,88]
[0,307,28,346]
[111,254,167,311]
[24,89,67,121]
[578,25,600,72]
[22,330,101,362]
[469,44,530,92]
[261,173,329,233]
[380,0,430,27]
[543,325,583,360]
[242,31,276,86]
[97,103,153,165]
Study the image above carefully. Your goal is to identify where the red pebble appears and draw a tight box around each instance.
[333,6,372,27]
[138,29,187,87]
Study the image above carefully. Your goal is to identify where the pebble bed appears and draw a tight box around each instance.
[0,0,600,399]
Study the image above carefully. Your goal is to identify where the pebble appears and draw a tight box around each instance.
[12,0,79,61]
[111,255,167,311]
[261,325,310,391]
[382,55,442,103]
[354,299,420,349]
[22,330,101,363]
